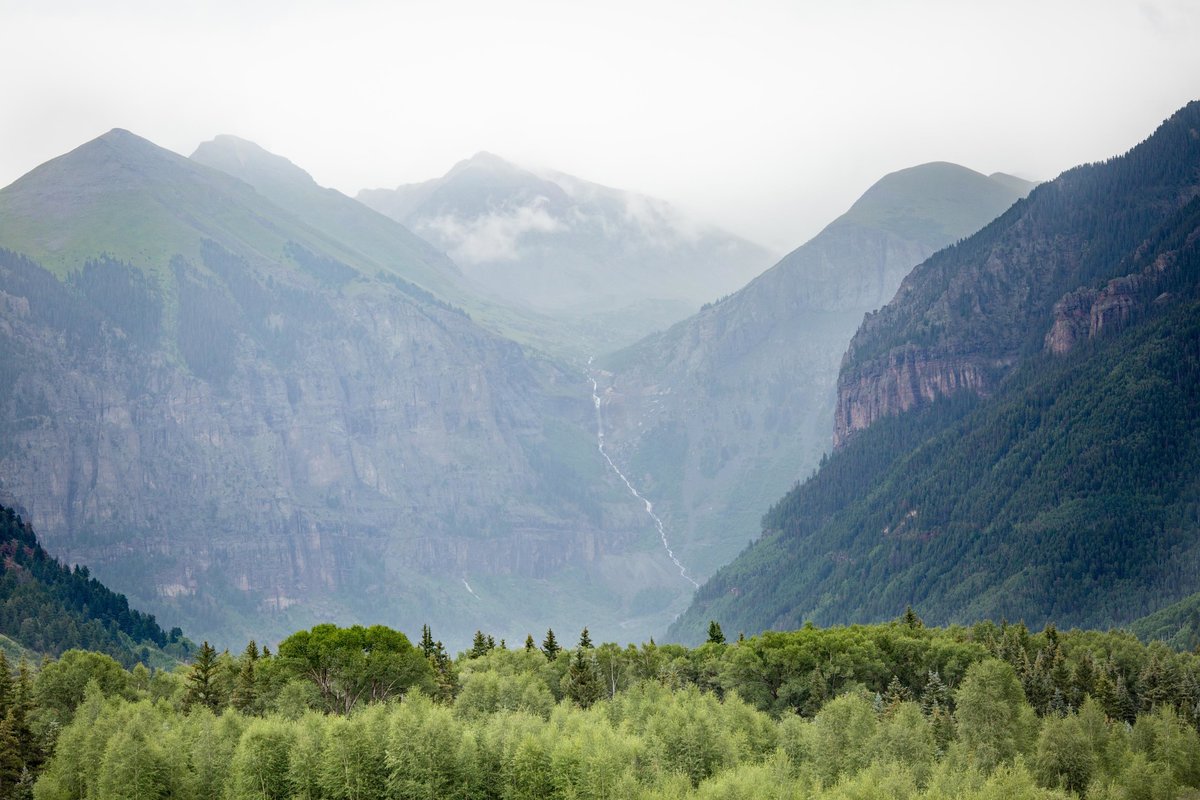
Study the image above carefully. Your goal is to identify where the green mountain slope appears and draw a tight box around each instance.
[1131,591,1200,652]
[597,164,1033,582]
[671,100,1200,644]
[0,504,190,667]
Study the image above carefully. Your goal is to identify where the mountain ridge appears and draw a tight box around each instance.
[595,162,1033,582]
[670,100,1200,643]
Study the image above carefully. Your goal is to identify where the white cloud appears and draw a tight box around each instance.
[420,197,565,264]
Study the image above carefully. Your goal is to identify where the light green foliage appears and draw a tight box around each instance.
[1130,704,1200,789]
[277,624,434,714]
[811,693,878,786]
[871,701,937,782]
[319,704,389,800]
[228,718,295,800]
[33,650,129,729]
[956,659,1035,772]
[23,620,1200,800]
[386,692,465,800]
[643,686,748,786]
[455,663,554,720]
[95,704,173,800]
[1033,712,1097,793]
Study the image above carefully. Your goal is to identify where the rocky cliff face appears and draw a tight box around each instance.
[833,348,1002,447]
[1045,275,1147,354]
[599,164,1034,579]
[834,102,1200,446]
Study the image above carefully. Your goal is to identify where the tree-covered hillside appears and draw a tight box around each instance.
[0,505,190,668]
[672,104,1200,644]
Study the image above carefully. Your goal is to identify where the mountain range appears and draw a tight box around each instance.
[672,100,1200,643]
[0,130,697,648]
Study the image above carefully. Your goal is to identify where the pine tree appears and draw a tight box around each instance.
[430,640,458,703]
[902,606,924,629]
[232,640,259,713]
[920,670,949,715]
[470,631,489,659]
[566,648,602,709]
[420,624,436,659]
[542,629,561,661]
[578,627,593,650]
[706,621,726,645]
[883,675,911,712]
[184,641,222,712]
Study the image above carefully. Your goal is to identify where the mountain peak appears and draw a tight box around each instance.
[191,134,317,190]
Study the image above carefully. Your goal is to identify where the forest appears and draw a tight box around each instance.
[3,615,1199,800]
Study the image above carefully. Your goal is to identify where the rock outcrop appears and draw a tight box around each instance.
[834,102,1200,446]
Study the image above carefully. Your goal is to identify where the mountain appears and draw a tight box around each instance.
[0,504,190,667]
[0,130,696,648]
[189,134,465,303]
[670,100,1200,643]
[358,153,775,346]
[594,164,1034,581]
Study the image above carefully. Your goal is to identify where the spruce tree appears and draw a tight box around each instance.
[232,640,259,713]
[470,631,489,659]
[706,620,726,645]
[578,627,593,650]
[542,629,561,661]
[420,624,436,659]
[524,634,536,652]
[184,641,221,712]
[902,606,924,629]
[566,648,602,709]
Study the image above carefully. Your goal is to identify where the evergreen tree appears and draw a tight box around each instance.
[884,675,911,712]
[565,648,602,709]
[578,627,593,650]
[232,640,259,713]
[524,634,536,652]
[470,631,489,659]
[902,606,924,629]
[419,624,436,659]
[707,620,726,645]
[542,629,561,661]
[184,642,221,712]
[920,670,949,715]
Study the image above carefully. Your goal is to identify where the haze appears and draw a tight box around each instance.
[2,0,1199,250]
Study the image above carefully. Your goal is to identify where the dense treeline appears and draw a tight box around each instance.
[8,617,1200,800]
[0,506,189,668]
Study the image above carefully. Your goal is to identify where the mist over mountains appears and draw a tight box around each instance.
[359,152,775,347]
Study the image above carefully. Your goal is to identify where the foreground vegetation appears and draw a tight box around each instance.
[3,615,1199,799]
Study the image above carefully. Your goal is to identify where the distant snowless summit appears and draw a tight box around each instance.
[358,153,776,337]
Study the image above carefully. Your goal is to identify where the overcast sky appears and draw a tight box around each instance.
[2,0,1199,251]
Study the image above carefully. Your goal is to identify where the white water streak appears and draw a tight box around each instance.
[462,577,480,600]
[588,360,699,588]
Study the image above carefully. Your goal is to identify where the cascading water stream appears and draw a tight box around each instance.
[588,359,699,589]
